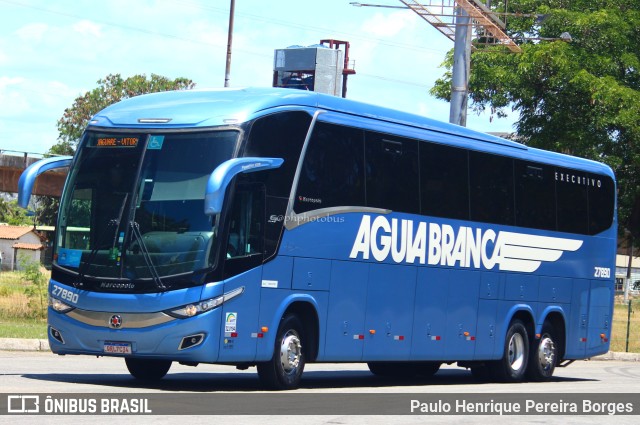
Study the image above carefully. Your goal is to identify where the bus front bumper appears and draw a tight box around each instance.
[47,306,223,363]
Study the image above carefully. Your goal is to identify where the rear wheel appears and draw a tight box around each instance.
[125,358,171,380]
[526,322,558,381]
[257,314,305,390]
[488,319,529,382]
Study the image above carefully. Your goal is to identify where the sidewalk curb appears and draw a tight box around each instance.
[0,337,49,351]
[0,337,638,361]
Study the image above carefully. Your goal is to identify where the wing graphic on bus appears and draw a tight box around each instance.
[497,231,583,273]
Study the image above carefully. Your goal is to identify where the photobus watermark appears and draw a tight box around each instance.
[268,214,345,225]
[2,393,639,416]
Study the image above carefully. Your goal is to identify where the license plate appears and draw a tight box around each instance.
[103,341,132,355]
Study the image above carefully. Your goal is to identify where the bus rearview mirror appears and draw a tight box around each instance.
[204,157,283,216]
[18,156,73,208]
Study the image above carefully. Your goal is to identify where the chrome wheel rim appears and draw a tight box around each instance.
[508,332,525,371]
[537,336,555,371]
[279,331,301,374]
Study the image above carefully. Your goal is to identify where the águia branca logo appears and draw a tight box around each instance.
[349,215,583,273]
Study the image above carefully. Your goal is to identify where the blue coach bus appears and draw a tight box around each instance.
[19,87,616,390]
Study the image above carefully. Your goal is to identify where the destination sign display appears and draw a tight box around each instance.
[93,136,139,148]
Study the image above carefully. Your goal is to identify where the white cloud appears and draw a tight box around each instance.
[72,20,102,38]
[14,22,49,42]
[360,11,416,38]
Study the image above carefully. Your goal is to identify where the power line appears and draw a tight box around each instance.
[1,0,443,90]
[174,0,448,54]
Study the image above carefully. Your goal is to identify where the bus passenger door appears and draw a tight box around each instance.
[218,183,265,362]
[324,260,369,361]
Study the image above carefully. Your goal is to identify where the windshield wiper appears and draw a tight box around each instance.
[73,194,129,288]
[129,221,167,291]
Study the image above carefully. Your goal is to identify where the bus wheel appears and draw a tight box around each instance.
[489,319,529,382]
[526,322,557,381]
[257,314,305,390]
[125,358,171,380]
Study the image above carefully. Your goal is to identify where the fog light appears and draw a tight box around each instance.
[49,326,65,344]
[179,333,205,350]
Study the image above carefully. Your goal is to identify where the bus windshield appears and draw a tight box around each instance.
[55,130,238,282]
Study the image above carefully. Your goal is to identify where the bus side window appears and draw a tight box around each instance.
[469,151,515,226]
[556,168,589,234]
[294,122,365,213]
[515,161,556,231]
[365,131,420,214]
[588,174,614,235]
[420,142,469,220]
[223,183,265,278]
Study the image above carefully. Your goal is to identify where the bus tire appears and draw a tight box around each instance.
[526,322,558,381]
[489,319,529,382]
[257,314,305,390]
[125,358,171,380]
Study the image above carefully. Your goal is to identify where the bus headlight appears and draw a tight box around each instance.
[48,296,75,313]
[165,286,244,319]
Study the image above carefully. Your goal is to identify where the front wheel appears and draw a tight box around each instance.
[526,322,558,381]
[125,358,171,380]
[488,319,529,382]
[257,314,305,390]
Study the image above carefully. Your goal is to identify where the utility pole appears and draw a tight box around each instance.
[224,0,235,88]
[449,8,471,126]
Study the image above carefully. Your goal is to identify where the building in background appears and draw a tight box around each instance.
[0,225,43,271]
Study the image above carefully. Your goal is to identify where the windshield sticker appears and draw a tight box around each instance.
[57,248,82,268]
[148,135,165,150]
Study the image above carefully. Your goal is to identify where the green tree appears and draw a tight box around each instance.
[0,198,34,226]
[431,1,640,238]
[38,73,196,225]
[54,73,196,153]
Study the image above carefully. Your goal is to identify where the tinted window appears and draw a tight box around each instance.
[294,122,365,213]
[515,160,556,230]
[244,111,311,258]
[365,132,420,214]
[244,111,312,198]
[469,151,514,225]
[589,174,615,234]
[421,142,469,220]
[556,168,589,234]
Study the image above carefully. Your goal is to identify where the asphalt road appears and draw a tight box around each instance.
[1,350,639,424]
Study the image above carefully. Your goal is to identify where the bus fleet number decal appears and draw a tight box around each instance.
[52,285,79,304]
[594,267,611,279]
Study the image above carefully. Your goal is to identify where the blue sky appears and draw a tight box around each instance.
[0,0,517,155]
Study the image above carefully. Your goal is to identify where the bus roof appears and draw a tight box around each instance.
[91,87,514,144]
[90,87,613,177]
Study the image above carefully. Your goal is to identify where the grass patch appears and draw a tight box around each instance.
[0,269,49,339]
[611,299,640,353]
[0,317,47,339]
